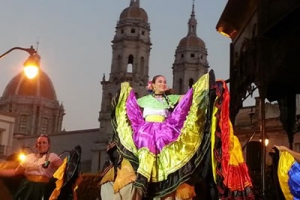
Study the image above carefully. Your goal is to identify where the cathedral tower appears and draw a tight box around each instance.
[99,0,151,140]
[172,2,209,94]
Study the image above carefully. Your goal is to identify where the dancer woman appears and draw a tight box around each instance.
[101,71,254,199]
[0,134,63,200]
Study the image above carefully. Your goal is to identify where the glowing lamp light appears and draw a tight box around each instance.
[217,25,237,39]
[23,53,40,79]
[18,153,27,162]
[219,31,231,38]
[259,138,269,147]
[0,46,40,79]
[24,66,39,79]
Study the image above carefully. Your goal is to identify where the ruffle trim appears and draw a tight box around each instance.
[212,81,255,200]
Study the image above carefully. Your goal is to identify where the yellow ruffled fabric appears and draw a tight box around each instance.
[278,151,295,200]
[113,158,136,193]
[228,123,244,166]
[116,83,138,155]
[50,157,68,199]
[116,73,209,182]
[211,102,218,183]
[99,167,114,185]
[49,157,82,200]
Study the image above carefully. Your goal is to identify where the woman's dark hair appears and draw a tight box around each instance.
[151,75,175,95]
[151,75,164,83]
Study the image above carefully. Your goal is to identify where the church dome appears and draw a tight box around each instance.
[120,6,148,22]
[178,35,206,48]
[2,70,57,100]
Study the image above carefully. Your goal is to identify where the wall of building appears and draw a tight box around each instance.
[0,112,16,159]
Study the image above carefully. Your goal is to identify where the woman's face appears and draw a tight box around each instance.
[36,136,50,154]
[152,76,167,94]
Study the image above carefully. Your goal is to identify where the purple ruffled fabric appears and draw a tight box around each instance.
[126,89,193,154]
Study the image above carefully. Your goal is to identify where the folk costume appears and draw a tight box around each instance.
[105,71,254,199]
[14,152,60,200]
[277,150,300,199]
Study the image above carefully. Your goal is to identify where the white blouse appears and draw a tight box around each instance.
[143,107,169,118]
[20,153,61,178]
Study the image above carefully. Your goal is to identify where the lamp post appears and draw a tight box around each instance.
[0,46,40,79]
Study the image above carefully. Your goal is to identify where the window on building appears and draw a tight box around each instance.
[141,30,145,35]
[41,117,48,134]
[127,64,133,73]
[19,115,27,131]
[131,28,135,33]
[121,29,124,34]
[127,55,134,73]
[191,53,195,58]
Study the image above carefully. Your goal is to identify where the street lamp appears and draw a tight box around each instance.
[0,46,40,79]
[260,137,269,147]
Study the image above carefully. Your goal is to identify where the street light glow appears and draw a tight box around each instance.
[23,53,40,79]
[0,46,40,79]
[259,138,269,147]
[24,66,39,79]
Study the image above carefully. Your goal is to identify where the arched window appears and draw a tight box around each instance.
[127,55,134,73]
[127,64,133,73]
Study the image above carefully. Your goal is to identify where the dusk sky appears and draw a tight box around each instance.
[0,1,252,131]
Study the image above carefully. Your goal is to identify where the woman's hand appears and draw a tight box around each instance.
[274,145,289,152]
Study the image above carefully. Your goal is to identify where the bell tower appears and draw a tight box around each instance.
[99,0,151,141]
[172,1,209,94]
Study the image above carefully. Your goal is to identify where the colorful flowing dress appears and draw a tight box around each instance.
[277,151,300,199]
[112,72,254,199]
